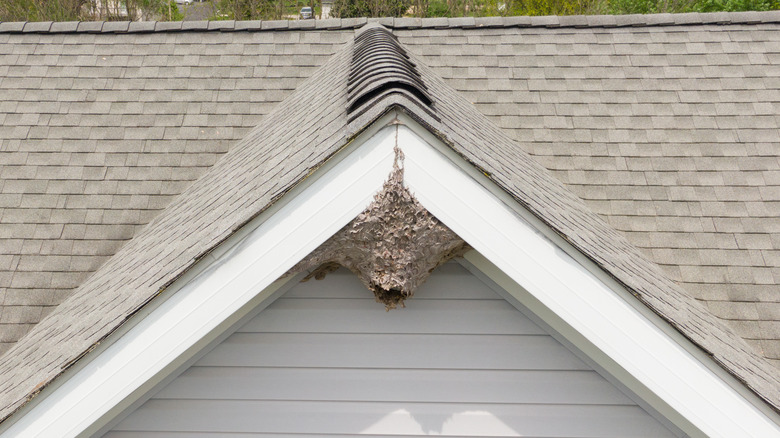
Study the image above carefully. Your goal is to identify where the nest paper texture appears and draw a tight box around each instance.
[290,147,468,309]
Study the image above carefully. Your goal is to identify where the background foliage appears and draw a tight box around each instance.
[332,0,409,18]
[0,0,183,21]
[214,0,290,19]
[0,0,777,22]
[330,0,777,16]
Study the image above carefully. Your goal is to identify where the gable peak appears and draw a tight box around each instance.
[347,24,436,124]
[289,145,467,309]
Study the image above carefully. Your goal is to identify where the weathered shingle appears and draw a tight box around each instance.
[394,24,780,366]
[0,29,354,354]
[1,12,780,425]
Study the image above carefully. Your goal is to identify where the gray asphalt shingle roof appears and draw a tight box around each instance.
[399,22,780,365]
[1,11,780,424]
[0,27,354,356]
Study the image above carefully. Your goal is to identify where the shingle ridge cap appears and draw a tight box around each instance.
[2,11,779,34]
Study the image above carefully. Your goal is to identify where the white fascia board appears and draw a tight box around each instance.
[6,109,779,438]
[393,117,780,438]
[1,117,400,438]
[401,113,780,426]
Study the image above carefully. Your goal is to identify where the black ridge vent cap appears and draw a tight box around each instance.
[348,24,433,115]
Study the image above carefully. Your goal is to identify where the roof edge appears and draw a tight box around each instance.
[2,11,780,34]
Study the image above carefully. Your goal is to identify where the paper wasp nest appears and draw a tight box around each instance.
[290,148,468,309]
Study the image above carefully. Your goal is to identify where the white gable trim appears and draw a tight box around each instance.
[0,115,401,438]
[395,118,780,438]
[3,110,779,437]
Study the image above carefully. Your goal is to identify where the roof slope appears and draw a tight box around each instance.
[0,28,356,423]
[3,15,780,368]
[397,21,780,366]
[2,14,780,366]
[1,12,780,423]
[0,28,353,354]
[404,28,780,411]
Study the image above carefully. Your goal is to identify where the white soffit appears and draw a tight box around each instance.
[4,110,780,438]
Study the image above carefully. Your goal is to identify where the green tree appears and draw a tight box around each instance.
[506,0,603,15]
[2,0,779,27]
[0,0,86,21]
[0,0,184,21]
[692,0,779,11]
[214,0,276,19]
[331,0,411,17]
[161,0,185,20]
[606,0,778,13]
[126,0,182,20]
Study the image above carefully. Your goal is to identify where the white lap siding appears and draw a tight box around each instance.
[104,263,678,437]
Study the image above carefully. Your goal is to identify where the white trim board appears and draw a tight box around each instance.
[0,117,401,438]
[394,119,780,437]
[455,256,686,437]
[4,110,779,437]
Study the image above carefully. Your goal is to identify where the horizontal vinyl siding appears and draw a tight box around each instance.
[239,299,547,334]
[111,400,673,436]
[105,263,677,437]
[197,333,588,370]
[155,368,629,404]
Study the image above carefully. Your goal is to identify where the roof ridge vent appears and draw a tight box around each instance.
[347,25,434,120]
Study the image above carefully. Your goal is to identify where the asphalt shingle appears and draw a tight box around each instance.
[1,13,780,425]
[0,29,354,354]
[392,24,780,364]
